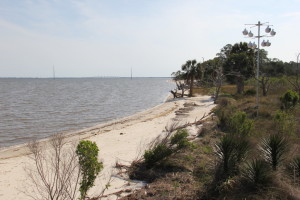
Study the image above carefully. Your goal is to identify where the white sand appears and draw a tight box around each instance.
[0,95,215,200]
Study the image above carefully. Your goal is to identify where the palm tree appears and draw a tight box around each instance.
[181,59,199,97]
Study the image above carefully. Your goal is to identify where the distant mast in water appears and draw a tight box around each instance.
[53,65,55,79]
[131,67,132,80]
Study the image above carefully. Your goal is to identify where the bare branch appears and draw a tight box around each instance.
[24,133,81,200]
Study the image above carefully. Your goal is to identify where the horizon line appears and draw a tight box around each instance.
[0,76,172,79]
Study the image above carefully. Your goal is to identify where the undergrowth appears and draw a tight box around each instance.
[120,82,300,200]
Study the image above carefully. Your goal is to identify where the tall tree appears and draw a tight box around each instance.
[223,42,255,94]
[217,44,232,59]
[181,59,199,97]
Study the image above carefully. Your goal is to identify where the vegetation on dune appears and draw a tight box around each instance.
[143,129,192,168]
[26,136,103,200]
[126,81,300,199]
[125,41,300,199]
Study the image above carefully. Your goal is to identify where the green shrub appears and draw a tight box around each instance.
[215,108,253,135]
[260,134,289,171]
[144,144,172,168]
[170,129,190,149]
[244,88,256,96]
[214,105,236,130]
[144,129,191,168]
[228,111,253,136]
[76,140,103,199]
[273,110,295,135]
[280,90,299,110]
[243,159,272,187]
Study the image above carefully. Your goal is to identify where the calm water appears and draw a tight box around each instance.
[0,78,173,148]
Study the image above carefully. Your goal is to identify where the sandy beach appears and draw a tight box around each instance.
[0,95,215,200]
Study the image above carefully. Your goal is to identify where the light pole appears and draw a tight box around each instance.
[201,57,205,81]
[242,21,276,115]
[296,52,300,94]
[297,53,300,74]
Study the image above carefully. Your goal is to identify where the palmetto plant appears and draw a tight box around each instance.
[215,135,250,174]
[234,138,251,163]
[292,157,300,177]
[243,159,272,187]
[260,134,289,171]
[215,135,236,174]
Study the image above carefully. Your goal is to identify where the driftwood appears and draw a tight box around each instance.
[170,112,210,131]
[170,89,181,98]
[86,190,125,199]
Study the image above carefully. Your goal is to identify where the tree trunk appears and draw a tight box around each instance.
[214,82,222,103]
[262,81,268,96]
[260,76,269,96]
[189,77,194,97]
[262,86,267,96]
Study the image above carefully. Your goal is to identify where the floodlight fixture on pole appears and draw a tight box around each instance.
[242,21,276,116]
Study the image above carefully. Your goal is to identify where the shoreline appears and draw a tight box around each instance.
[0,95,215,199]
[0,93,173,159]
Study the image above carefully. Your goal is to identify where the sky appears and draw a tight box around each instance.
[0,0,299,78]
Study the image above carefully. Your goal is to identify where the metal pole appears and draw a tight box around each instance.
[201,57,205,81]
[297,53,300,74]
[256,21,261,115]
[297,53,300,94]
[244,21,276,116]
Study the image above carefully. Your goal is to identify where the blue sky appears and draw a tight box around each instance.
[0,0,299,77]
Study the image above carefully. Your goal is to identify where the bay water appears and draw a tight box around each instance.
[0,78,173,148]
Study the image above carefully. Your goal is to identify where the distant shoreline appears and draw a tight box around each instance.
[0,76,172,79]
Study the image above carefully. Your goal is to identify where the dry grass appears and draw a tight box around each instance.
[193,86,212,96]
